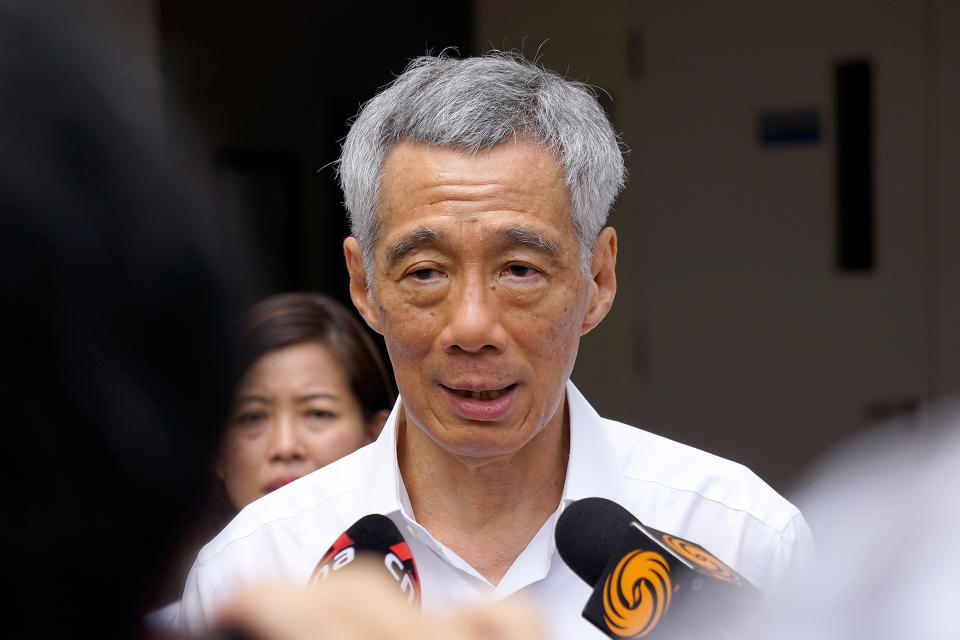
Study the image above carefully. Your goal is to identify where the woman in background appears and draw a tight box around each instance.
[219,291,394,510]
[149,292,394,628]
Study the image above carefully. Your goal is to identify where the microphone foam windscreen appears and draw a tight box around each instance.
[555,497,637,587]
[344,514,406,552]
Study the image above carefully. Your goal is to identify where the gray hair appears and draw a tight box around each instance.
[337,51,626,276]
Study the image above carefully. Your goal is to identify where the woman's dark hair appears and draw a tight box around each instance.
[238,292,395,419]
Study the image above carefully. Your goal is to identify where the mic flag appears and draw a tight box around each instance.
[309,514,421,610]
[555,497,761,639]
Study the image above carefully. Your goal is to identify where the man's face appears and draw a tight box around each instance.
[345,139,616,463]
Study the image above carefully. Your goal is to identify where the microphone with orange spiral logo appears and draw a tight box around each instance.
[555,498,761,639]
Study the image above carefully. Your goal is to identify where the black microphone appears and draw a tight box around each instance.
[309,514,421,609]
[555,497,761,639]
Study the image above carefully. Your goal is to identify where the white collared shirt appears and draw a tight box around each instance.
[180,381,815,639]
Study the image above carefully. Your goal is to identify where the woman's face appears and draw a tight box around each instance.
[217,341,382,510]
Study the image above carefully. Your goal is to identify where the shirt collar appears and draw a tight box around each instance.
[562,378,626,505]
[352,394,409,518]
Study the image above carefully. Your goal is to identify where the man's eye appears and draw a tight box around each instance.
[504,264,538,278]
[409,267,440,280]
[307,410,335,420]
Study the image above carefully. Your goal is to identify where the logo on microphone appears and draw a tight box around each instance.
[310,532,356,582]
[660,533,743,586]
[385,540,422,607]
[309,532,422,609]
[601,550,672,638]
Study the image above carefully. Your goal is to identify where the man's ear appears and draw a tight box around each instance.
[343,236,383,335]
[580,226,617,336]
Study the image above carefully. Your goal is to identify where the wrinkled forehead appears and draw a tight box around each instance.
[376,139,571,225]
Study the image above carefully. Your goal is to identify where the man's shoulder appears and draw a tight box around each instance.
[587,415,813,591]
[196,442,378,567]
[596,416,800,532]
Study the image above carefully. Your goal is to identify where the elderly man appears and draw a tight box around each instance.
[181,53,814,638]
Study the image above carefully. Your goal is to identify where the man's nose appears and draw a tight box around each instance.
[268,414,306,462]
[438,274,508,354]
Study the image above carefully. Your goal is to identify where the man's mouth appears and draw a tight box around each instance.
[447,385,515,401]
[440,383,518,421]
[444,384,516,401]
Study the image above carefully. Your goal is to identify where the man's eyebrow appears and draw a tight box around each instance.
[385,228,441,266]
[498,226,560,258]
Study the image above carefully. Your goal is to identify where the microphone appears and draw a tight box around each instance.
[555,497,761,639]
[309,514,421,609]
